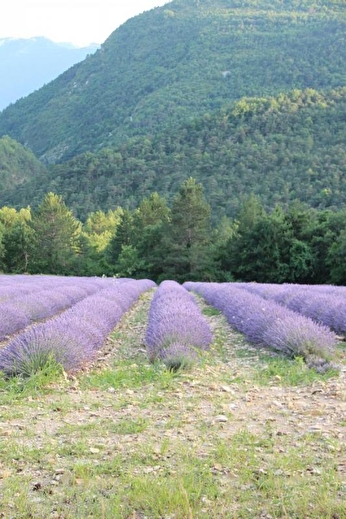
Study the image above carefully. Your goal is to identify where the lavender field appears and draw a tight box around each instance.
[0,275,155,376]
[0,276,345,518]
[0,276,344,377]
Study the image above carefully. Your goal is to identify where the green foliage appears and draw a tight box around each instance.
[0,0,345,163]
[160,178,212,281]
[115,245,143,277]
[82,208,123,252]
[29,192,82,275]
[254,356,338,386]
[222,203,317,283]
[0,222,6,271]
[105,209,136,271]
[0,177,346,282]
[0,135,47,191]
[326,229,346,285]
[0,206,34,273]
[2,87,346,221]
[134,192,170,229]
[0,356,64,399]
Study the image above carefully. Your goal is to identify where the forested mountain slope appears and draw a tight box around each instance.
[0,38,98,111]
[1,88,345,220]
[0,136,47,192]
[0,0,344,162]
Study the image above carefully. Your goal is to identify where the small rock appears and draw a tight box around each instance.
[90,447,100,454]
[220,385,233,393]
[215,415,228,423]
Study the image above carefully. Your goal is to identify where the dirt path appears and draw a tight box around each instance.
[0,290,345,518]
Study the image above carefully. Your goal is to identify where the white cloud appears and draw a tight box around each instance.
[0,0,170,46]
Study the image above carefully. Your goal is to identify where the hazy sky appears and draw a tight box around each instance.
[0,0,170,47]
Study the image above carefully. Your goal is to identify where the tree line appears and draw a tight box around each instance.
[0,179,345,285]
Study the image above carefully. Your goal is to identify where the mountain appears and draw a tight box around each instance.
[0,0,345,163]
[1,87,345,220]
[0,135,47,193]
[0,37,98,111]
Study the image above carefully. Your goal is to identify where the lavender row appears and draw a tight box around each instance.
[0,277,130,341]
[146,280,213,368]
[184,282,337,371]
[234,282,346,336]
[0,279,156,376]
[0,275,115,303]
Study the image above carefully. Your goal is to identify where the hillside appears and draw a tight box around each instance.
[1,87,345,220]
[0,135,47,193]
[0,0,345,162]
[0,38,98,111]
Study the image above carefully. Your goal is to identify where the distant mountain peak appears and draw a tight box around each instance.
[0,38,99,111]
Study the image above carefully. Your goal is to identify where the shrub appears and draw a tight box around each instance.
[185,282,337,370]
[146,280,212,368]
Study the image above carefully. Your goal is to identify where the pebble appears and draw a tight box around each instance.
[220,385,233,393]
[215,415,228,423]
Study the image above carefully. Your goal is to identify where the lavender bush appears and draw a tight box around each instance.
[0,304,30,341]
[234,282,346,336]
[0,275,133,340]
[146,280,212,369]
[184,282,337,371]
[0,278,156,376]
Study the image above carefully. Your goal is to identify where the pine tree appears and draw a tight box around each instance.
[30,192,81,274]
[162,178,212,281]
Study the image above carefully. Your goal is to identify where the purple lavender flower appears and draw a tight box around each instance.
[158,342,197,371]
[0,278,156,376]
[0,304,30,341]
[146,280,213,365]
[184,282,337,367]
[231,282,346,336]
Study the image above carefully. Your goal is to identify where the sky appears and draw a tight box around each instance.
[0,0,170,47]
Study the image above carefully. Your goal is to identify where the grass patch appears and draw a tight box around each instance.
[0,358,64,401]
[202,306,221,317]
[80,359,178,391]
[254,355,339,386]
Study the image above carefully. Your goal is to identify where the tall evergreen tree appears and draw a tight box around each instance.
[135,192,170,229]
[162,178,212,281]
[29,192,81,274]
[105,209,136,273]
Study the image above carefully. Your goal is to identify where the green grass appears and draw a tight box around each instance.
[254,355,339,386]
[0,358,64,402]
[202,306,221,317]
[80,359,178,391]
